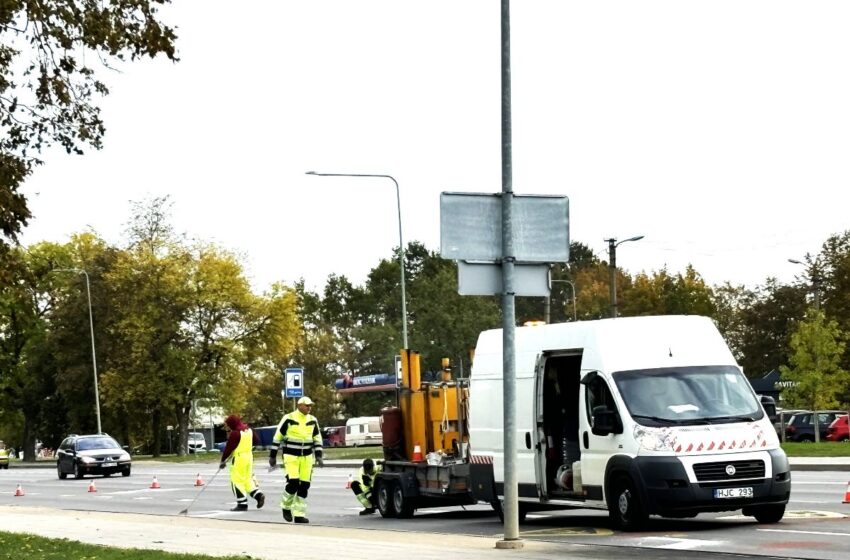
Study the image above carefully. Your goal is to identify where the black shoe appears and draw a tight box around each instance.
[230,504,248,512]
[282,509,292,522]
[294,517,309,524]
[255,492,265,509]
[359,508,376,515]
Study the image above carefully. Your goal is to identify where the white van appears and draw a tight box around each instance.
[469,315,790,529]
[345,417,383,447]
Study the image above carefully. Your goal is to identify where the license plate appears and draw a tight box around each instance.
[714,487,753,499]
[101,462,116,467]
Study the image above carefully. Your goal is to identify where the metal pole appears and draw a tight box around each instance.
[305,172,408,349]
[82,270,102,435]
[551,279,577,322]
[543,296,551,324]
[54,268,102,434]
[497,0,521,549]
[606,239,617,318]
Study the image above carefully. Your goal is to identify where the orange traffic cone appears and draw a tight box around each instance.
[194,473,204,487]
[412,442,423,462]
[149,476,161,489]
[842,481,850,504]
[13,484,24,497]
[345,473,353,489]
[87,481,97,493]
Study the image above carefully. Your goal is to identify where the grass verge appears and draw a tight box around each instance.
[780,441,850,457]
[0,531,248,560]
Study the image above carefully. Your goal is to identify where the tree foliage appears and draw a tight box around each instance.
[0,1,178,246]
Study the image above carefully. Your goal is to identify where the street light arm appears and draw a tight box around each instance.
[306,171,408,349]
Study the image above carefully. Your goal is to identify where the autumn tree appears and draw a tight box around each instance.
[0,1,178,248]
[779,310,849,440]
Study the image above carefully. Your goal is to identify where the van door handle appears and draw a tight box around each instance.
[525,432,532,449]
[583,431,589,449]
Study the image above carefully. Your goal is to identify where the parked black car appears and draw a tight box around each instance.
[784,411,845,442]
[56,434,132,479]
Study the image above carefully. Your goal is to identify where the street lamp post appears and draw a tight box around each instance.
[544,279,577,323]
[54,268,102,434]
[605,236,644,318]
[306,171,408,349]
[788,258,821,310]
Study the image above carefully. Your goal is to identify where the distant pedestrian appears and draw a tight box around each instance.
[268,396,323,523]
[220,414,265,511]
[351,458,382,515]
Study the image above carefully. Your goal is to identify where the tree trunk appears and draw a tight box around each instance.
[176,402,191,456]
[22,417,34,462]
[151,408,162,458]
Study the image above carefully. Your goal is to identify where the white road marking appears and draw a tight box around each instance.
[133,497,153,500]
[759,528,850,537]
[636,537,724,550]
[107,488,182,495]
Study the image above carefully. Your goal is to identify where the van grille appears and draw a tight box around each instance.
[693,459,765,481]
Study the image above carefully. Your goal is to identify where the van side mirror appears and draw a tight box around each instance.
[591,405,622,436]
[580,371,599,386]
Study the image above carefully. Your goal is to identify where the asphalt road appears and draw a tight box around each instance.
[2,463,849,559]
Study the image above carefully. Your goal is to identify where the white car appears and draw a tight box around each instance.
[188,432,207,453]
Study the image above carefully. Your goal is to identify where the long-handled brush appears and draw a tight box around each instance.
[178,466,223,516]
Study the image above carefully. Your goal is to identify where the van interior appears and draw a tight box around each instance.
[539,352,584,499]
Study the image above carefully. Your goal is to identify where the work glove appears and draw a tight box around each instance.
[218,461,226,470]
[315,449,324,468]
[268,448,278,469]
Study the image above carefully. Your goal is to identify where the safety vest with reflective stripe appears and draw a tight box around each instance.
[273,410,322,456]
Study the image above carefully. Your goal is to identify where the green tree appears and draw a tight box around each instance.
[0,1,178,246]
[779,310,849,440]
[621,266,715,317]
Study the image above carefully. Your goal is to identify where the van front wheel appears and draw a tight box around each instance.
[608,475,647,531]
[748,504,785,524]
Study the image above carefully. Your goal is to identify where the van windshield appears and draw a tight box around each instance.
[613,365,763,426]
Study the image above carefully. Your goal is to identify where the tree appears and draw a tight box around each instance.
[779,310,849,440]
[0,1,178,246]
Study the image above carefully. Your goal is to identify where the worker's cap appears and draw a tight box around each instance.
[297,396,314,406]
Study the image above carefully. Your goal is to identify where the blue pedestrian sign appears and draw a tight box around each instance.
[284,367,304,399]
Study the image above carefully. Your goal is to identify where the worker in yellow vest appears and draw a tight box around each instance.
[351,458,382,514]
[269,396,323,523]
[0,441,10,470]
[220,415,265,511]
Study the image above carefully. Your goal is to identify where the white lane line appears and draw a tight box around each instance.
[189,510,240,518]
[636,537,724,550]
[132,497,153,500]
[107,488,182,495]
[759,529,850,537]
[793,481,847,485]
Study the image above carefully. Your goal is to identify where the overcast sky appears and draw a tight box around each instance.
[19,1,850,294]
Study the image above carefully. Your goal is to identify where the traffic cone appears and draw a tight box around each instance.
[149,476,161,489]
[412,442,423,462]
[194,473,204,487]
[87,481,97,493]
[842,481,850,504]
[13,484,24,497]
[345,473,353,489]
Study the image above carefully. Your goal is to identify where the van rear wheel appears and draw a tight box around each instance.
[608,475,647,531]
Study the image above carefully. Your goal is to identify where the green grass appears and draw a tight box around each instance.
[0,531,250,560]
[780,441,850,457]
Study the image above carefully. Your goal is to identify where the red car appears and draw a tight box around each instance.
[825,414,849,442]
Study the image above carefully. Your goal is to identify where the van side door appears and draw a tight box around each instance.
[580,373,624,499]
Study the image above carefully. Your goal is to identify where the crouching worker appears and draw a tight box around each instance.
[220,414,265,511]
[352,458,382,515]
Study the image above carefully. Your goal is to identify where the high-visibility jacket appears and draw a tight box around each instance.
[356,464,382,491]
[273,410,322,457]
[0,448,9,464]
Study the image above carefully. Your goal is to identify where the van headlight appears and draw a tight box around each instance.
[634,426,676,452]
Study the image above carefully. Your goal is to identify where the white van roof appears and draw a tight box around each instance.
[474,315,736,377]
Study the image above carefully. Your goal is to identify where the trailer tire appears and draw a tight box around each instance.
[392,482,415,518]
[377,479,397,518]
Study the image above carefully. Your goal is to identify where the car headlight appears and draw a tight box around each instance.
[80,456,96,464]
[119,452,131,461]
[633,425,676,452]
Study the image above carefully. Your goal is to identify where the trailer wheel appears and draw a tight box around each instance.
[377,479,397,518]
[607,474,647,531]
[490,499,527,523]
[392,482,415,518]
